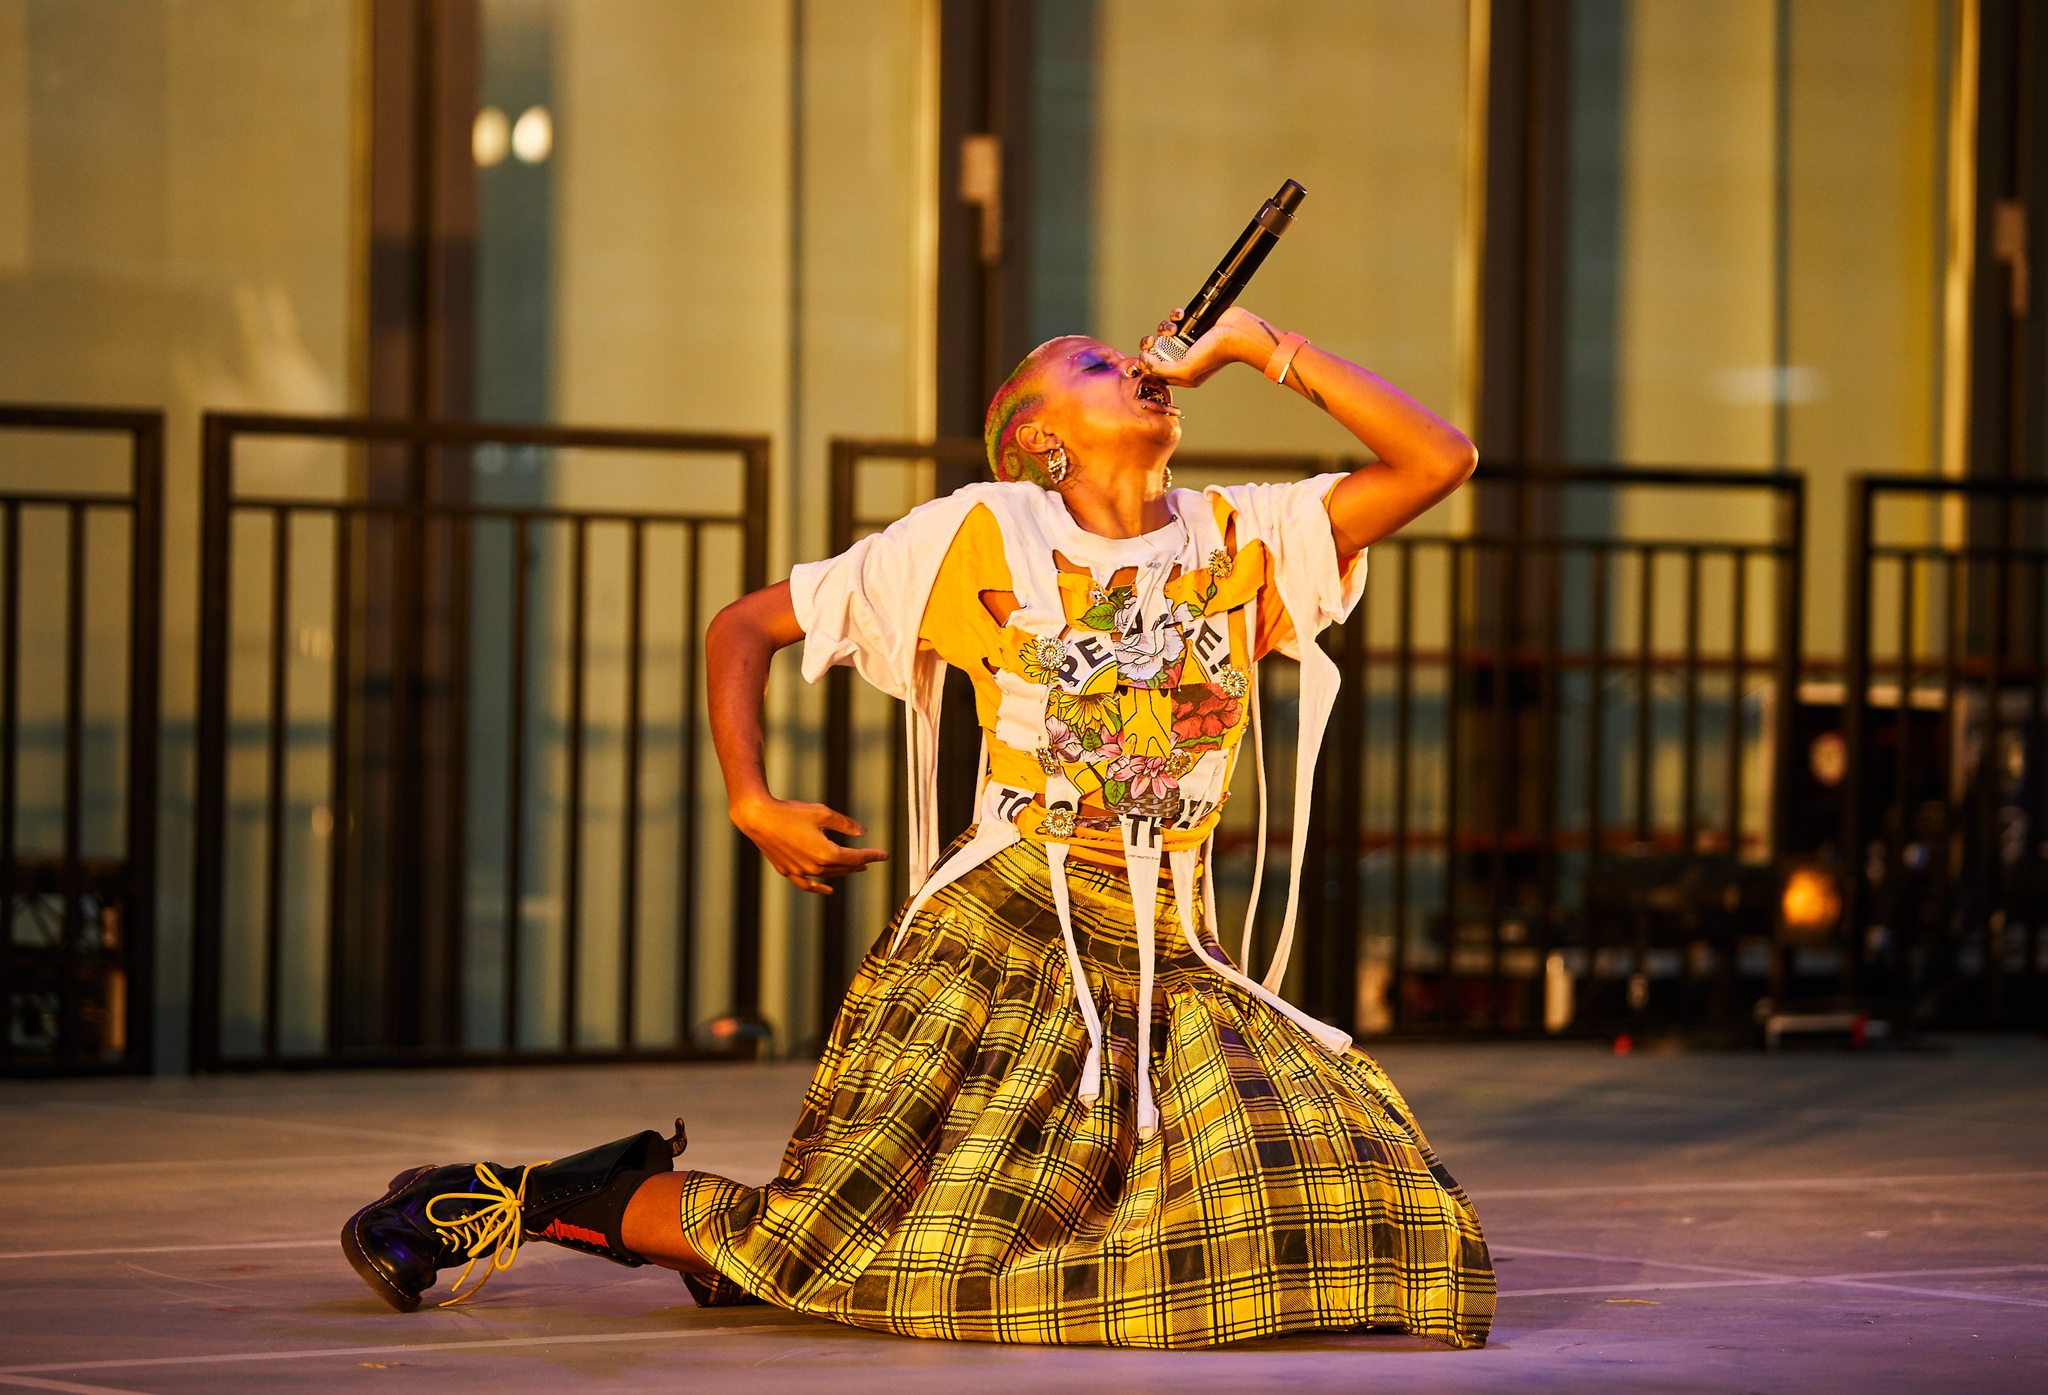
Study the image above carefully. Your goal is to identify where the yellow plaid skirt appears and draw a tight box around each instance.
[676,839,1494,1349]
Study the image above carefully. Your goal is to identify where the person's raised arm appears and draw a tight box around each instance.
[1142,306,1477,554]
[706,580,887,894]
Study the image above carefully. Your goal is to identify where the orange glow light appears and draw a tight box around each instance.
[1781,868,1841,934]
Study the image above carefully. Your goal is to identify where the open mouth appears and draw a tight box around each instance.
[1135,378,1174,410]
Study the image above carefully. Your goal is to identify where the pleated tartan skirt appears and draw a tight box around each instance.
[675,838,1495,1350]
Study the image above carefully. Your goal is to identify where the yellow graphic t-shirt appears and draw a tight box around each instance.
[915,497,1304,866]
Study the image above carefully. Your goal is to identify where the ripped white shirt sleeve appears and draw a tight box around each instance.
[1211,472,1367,656]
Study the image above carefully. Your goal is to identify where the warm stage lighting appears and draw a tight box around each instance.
[1780,866,1841,934]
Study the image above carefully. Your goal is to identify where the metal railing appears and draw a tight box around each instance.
[819,439,1806,1039]
[0,405,163,1076]
[1303,466,1804,1037]
[191,413,768,1070]
[1844,473,2048,1030]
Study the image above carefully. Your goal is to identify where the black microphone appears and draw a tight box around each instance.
[1144,179,1307,364]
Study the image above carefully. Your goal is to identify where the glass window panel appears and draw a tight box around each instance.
[1090,0,1475,455]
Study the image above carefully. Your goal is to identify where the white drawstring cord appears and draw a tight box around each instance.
[1241,652,1267,969]
[1172,847,1350,1055]
[1046,842,1104,1102]
[1124,842,1164,1137]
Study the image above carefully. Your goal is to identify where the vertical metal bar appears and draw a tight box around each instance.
[1891,550,1918,1004]
[1582,548,1609,980]
[818,441,855,1036]
[503,516,529,1051]
[732,444,771,1030]
[191,413,235,1072]
[261,509,291,1063]
[1533,538,1564,1017]
[122,414,165,1073]
[619,520,646,1049]
[1840,479,1874,991]
[1634,543,1660,1015]
[1724,551,1748,855]
[440,504,472,1050]
[324,509,353,1055]
[1680,548,1702,851]
[59,504,84,1062]
[1983,505,2012,1020]
[1440,540,1464,1021]
[2023,553,2039,999]
[1936,548,1962,1002]
[1350,554,1370,1029]
[1390,542,1415,1030]
[1771,477,1807,859]
[1717,548,1748,1022]
[384,460,427,1052]
[888,693,908,909]
[1634,546,1656,847]
[1486,537,1513,1030]
[2029,554,2046,1004]
[676,521,701,1044]
[562,518,588,1050]
[1331,576,1365,1034]
[0,502,17,1071]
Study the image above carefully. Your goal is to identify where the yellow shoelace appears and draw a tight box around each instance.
[424,1161,541,1305]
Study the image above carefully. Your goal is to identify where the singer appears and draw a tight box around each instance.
[340,306,1492,1350]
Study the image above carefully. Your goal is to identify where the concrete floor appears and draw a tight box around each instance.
[1,1039,2044,1394]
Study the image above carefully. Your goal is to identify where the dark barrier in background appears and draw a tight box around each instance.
[819,440,1809,1042]
[0,405,163,1076]
[191,414,768,1070]
[1844,474,2048,1031]
[1300,467,1805,1039]
[817,437,990,1033]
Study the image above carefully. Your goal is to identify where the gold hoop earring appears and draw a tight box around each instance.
[1045,445,1070,485]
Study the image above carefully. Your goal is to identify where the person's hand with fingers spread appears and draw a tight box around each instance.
[705,579,887,895]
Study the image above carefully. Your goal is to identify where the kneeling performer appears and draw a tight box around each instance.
[342,306,1495,1350]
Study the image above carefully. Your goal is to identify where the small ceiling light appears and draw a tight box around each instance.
[512,105,553,164]
[473,106,510,167]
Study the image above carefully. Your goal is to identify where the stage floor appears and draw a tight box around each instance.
[1,1037,2043,1394]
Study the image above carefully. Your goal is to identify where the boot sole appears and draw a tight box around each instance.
[340,1165,435,1313]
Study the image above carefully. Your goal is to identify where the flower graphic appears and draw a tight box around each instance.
[1106,753,1178,802]
[1021,636,1066,686]
[1048,688,1119,737]
[1171,684,1244,748]
[1043,717,1084,763]
[1110,623,1185,686]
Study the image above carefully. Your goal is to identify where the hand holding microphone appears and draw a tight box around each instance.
[1141,178,1305,368]
[1138,306,1291,388]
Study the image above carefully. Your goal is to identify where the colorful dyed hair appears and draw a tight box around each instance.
[984,337,1090,486]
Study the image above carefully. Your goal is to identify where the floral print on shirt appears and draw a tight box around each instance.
[1030,561,1250,823]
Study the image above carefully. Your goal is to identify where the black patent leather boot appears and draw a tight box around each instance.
[341,1120,686,1311]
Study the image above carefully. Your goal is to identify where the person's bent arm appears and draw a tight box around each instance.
[1144,306,1478,554]
[705,580,887,894]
